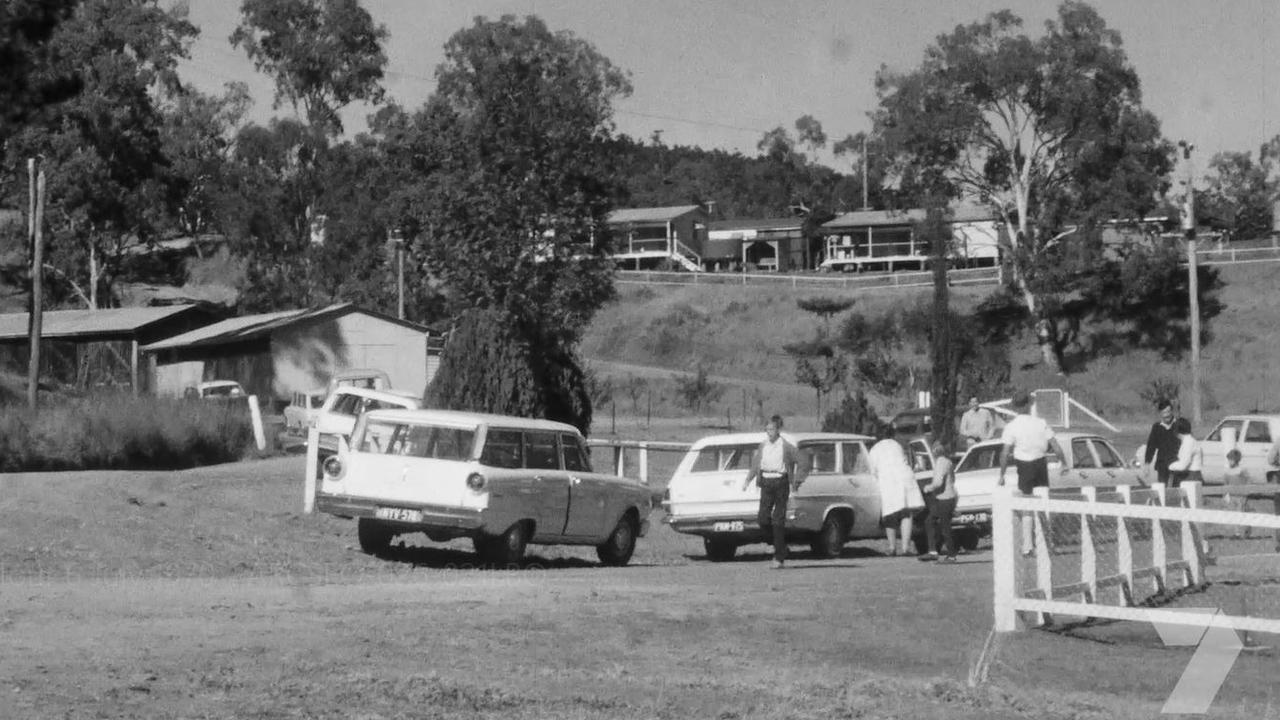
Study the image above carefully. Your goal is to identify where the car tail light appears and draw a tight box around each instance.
[322,456,344,479]
[466,473,486,492]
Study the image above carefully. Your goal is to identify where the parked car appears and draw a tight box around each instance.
[1198,414,1280,485]
[663,432,935,561]
[315,409,654,565]
[314,386,422,456]
[283,389,328,435]
[193,380,245,399]
[889,404,1005,447]
[939,431,1145,552]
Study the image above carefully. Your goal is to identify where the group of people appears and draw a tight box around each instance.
[1141,400,1204,487]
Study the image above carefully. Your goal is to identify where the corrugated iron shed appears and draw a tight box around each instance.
[823,204,996,230]
[143,303,430,352]
[606,206,703,224]
[0,304,208,342]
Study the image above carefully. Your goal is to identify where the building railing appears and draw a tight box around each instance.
[616,265,1000,291]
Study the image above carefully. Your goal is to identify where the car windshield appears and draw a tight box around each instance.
[957,445,1001,473]
[359,420,475,460]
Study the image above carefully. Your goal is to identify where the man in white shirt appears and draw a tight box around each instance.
[997,390,1055,495]
[743,415,800,569]
[959,397,995,447]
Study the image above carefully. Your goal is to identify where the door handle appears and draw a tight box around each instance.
[570,476,582,486]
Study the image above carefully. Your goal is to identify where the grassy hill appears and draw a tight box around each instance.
[581,263,1280,429]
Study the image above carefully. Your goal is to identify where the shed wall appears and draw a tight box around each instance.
[270,313,429,399]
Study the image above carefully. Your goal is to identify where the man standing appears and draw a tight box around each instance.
[743,414,800,569]
[1143,401,1182,486]
[997,390,1055,553]
[959,396,995,447]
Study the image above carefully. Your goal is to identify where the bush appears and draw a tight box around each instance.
[0,395,254,472]
[822,391,882,436]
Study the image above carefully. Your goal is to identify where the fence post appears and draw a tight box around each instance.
[247,394,267,451]
[1080,486,1097,603]
[1031,486,1052,627]
[303,427,319,513]
[992,485,1019,631]
[1151,483,1168,594]
[638,442,649,486]
[1116,485,1134,606]
[1182,481,1205,585]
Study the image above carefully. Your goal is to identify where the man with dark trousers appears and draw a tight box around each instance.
[1143,401,1182,486]
[743,415,800,569]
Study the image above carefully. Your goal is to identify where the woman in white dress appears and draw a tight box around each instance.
[868,424,925,556]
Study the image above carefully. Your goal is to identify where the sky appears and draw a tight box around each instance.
[180,0,1279,178]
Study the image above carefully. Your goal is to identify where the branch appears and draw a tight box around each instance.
[42,262,92,308]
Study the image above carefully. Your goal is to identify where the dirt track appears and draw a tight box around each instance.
[1,457,1276,719]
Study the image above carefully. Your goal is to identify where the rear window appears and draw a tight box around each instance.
[690,444,757,473]
[1245,422,1272,443]
[561,433,591,472]
[957,446,1001,473]
[358,421,475,459]
[800,442,837,474]
[330,393,363,417]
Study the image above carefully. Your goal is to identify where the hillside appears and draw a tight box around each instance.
[581,263,1280,426]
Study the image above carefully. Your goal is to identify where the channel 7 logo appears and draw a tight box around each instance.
[1149,609,1244,715]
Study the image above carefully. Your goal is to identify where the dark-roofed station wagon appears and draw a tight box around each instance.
[315,409,655,566]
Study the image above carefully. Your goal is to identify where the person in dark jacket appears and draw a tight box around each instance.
[1143,401,1182,486]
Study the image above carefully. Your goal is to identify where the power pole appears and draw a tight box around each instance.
[861,135,869,210]
[26,157,46,410]
[1180,141,1202,427]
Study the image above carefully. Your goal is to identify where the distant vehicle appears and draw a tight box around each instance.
[315,409,654,565]
[313,386,422,457]
[194,380,245,399]
[889,404,1004,445]
[283,389,328,435]
[1198,414,1280,485]
[663,432,935,561]
[939,432,1145,554]
[327,368,391,393]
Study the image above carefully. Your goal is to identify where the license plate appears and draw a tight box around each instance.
[712,521,745,532]
[956,512,990,525]
[375,507,423,523]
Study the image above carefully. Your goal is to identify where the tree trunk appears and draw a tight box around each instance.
[1036,317,1063,375]
[89,242,97,309]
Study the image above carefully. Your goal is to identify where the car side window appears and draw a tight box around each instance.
[560,433,591,473]
[331,394,361,416]
[1072,438,1096,468]
[1207,420,1244,442]
[841,442,869,474]
[523,431,561,470]
[957,446,999,473]
[909,440,933,472]
[1244,422,1272,443]
[690,444,757,473]
[480,429,523,469]
[1092,440,1124,469]
[801,442,837,474]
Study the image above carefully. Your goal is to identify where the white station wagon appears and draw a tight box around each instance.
[663,432,934,561]
[315,409,654,566]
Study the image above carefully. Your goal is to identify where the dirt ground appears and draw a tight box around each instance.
[2,456,1278,719]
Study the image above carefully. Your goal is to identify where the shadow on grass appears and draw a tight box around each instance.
[368,543,640,571]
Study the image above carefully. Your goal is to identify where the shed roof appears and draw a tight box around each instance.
[606,205,704,224]
[822,204,996,230]
[0,304,205,342]
[142,303,429,352]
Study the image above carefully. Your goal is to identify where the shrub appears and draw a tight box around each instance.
[1138,376,1181,411]
[822,390,883,436]
[675,363,725,413]
[0,395,253,472]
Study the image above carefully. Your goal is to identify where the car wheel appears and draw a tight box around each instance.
[483,522,529,566]
[596,514,639,567]
[957,528,982,552]
[704,536,738,562]
[810,513,849,559]
[357,518,394,555]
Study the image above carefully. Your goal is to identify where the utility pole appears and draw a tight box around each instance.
[26,157,46,410]
[1179,141,1201,427]
[861,135,869,210]
[391,230,406,320]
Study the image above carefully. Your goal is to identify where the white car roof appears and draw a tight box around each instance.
[362,408,581,434]
[1213,414,1280,422]
[967,430,1110,450]
[688,431,875,450]
[198,380,242,389]
[329,386,420,403]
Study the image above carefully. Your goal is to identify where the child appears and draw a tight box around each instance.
[1223,448,1250,539]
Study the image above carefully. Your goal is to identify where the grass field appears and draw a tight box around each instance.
[582,263,1280,427]
[3,456,1280,718]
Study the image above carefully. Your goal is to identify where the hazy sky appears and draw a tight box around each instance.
[181,0,1279,174]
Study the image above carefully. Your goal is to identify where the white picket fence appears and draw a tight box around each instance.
[992,481,1280,635]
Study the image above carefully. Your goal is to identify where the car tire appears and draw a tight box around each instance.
[704,536,737,562]
[357,518,394,555]
[957,528,982,552]
[482,522,529,566]
[596,514,639,567]
[810,513,849,559]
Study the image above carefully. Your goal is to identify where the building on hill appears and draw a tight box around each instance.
[705,218,808,272]
[819,204,1004,272]
[0,304,221,395]
[605,205,709,271]
[142,303,440,409]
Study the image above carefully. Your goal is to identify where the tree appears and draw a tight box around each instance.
[0,0,80,164]
[157,82,252,239]
[675,363,725,414]
[425,308,592,435]
[230,0,387,136]
[821,389,882,437]
[1200,138,1279,241]
[404,15,632,345]
[871,1,1177,373]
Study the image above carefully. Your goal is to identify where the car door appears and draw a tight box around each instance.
[1239,420,1275,481]
[1200,419,1244,483]
[952,444,1002,514]
[561,432,613,540]
[1091,438,1141,486]
[521,430,571,540]
[1059,437,1101,488]
[840,440,882,538]
[791,440,840,533]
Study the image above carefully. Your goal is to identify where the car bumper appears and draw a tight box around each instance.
[315,493,485,533]
[664,511,816,538]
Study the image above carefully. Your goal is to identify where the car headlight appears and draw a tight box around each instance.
[466,473,486,492]
[322,456,344,479]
